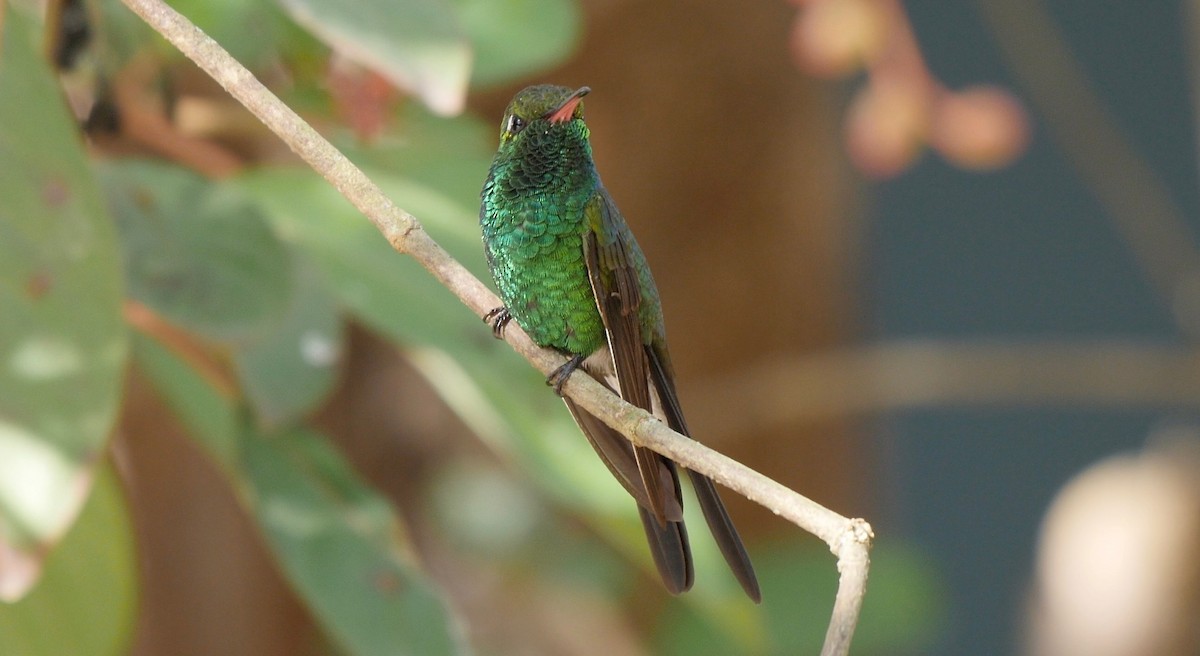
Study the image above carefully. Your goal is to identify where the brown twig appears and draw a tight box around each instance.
[977,0,1200,322]
[113,0,874,652]
[689,340,1200,438]
[122,299,238,399]
[111,54,244,177]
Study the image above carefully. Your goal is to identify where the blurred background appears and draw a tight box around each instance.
[3,0,1200,654]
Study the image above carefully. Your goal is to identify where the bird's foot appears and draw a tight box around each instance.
[547,354,586,396]
[483,307,512,339]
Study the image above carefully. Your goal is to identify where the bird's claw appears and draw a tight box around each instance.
[547,354,585,396]
[484,307,513,339]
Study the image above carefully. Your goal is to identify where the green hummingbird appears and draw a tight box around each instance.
[479,84,760,601]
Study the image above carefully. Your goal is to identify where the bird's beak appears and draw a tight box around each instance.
[544,87,590,124]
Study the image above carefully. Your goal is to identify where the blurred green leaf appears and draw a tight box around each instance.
[852,541,945,653]
[132,335,238,464]
[234,257,344,428]
[0,463,137,656]
[428,458,545,558]
[92,0,164,65]
[242,426,467,656]
[166,0,300,67]
[275,0,471,116]
[339,104,496,206]
[133,334,467,655]
[0,5,127,599]
[452,0,582,87]
[233,166,487,344]
[100,160,292,345]
[657,538,944,655]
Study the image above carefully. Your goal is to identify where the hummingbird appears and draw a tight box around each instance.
[479,84,760,602]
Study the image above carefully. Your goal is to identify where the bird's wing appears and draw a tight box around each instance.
[646,340,762,603]
[580,190,679,528]
[562,389,681,519]
[561,391,692,593]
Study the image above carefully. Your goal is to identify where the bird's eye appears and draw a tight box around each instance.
[506,115,526,134]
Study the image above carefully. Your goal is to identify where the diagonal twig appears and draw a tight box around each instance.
[977,0,1200,324]
[114,1,874,653]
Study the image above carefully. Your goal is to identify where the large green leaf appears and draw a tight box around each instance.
[100,160,292,345]
[0,463,137,656]
[234,167,489,344]
[133,334,467,656]
[92,0,163,64]
[233,257,344,429]
[338,104,496,207]
[452,0,582,87]
[241,426,466,656]
[274,0,471,116]
[131,336,238,463]
[165,0,300,68]
[0,6,127,600]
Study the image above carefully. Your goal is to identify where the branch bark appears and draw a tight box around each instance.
[115,1,874,653]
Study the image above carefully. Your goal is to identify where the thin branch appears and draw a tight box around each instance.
[115,0,873,652]
[689,340,1200,438]
[122,300,238,399]
[110,53,243,177]
[977,0,1200,326]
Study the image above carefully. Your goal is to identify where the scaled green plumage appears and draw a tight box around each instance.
[481,85,660,356]
[480,85,760,601]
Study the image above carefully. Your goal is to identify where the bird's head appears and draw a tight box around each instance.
[496,85,591,152]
